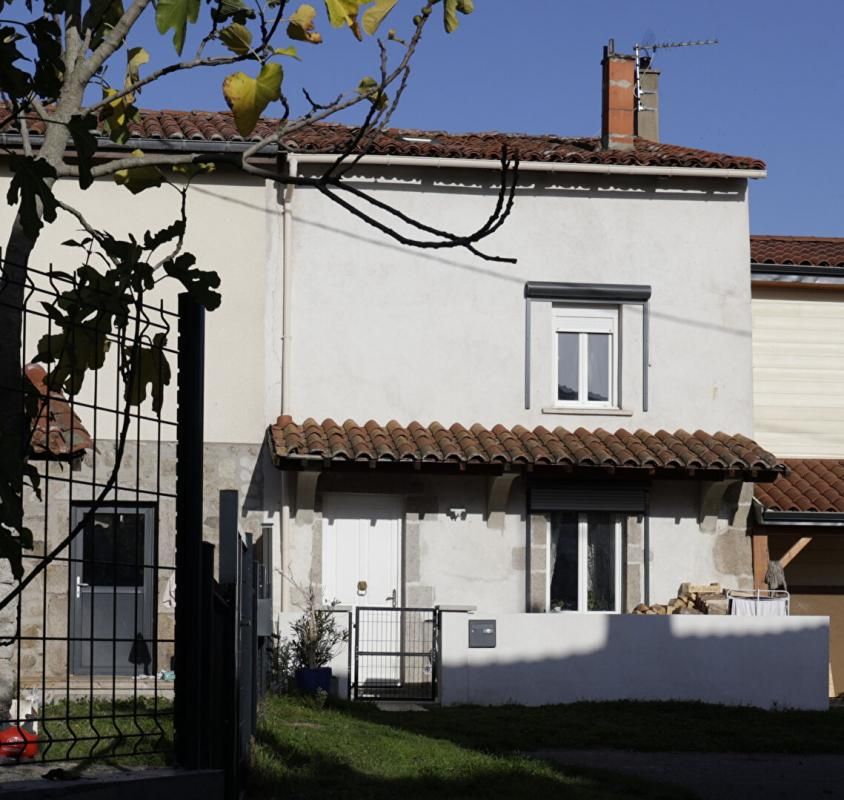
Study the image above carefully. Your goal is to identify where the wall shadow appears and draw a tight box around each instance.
[335,614,833,756]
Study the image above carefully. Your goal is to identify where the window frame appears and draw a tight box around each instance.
[546,511,623,614]
[552,305,618,409]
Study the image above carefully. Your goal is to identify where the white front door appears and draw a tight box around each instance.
[322,494,403,693]
[321,494,402,608]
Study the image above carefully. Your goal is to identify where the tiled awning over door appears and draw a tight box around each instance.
[267,416,786,481]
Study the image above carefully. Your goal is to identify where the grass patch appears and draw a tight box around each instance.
[341,698,844,754]
[36,697,173,765]
[249,695,683,799]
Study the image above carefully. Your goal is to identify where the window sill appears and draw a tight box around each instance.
[540,407,634,417]
[546,609,622,615]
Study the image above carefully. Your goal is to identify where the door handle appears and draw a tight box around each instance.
[385,589,397,608]
[75,576,90,599]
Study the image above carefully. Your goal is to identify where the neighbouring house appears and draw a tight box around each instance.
[0,42,830,709]
[749,235,844,695]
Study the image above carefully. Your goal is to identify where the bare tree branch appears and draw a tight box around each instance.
[315,179,517,264]
[17,113,32,157]
[330,149,520,247]
[241,6,433,166]
[54,198,101,240]
[87,153,199,177]
[82,54,248,116]
[77,0,153,86]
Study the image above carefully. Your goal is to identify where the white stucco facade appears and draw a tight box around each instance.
[279,163,759,615]
[287,166,754,433]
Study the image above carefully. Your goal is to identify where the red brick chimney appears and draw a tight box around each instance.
[601,40,635,151]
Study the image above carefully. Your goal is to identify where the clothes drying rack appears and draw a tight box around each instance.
[726,588,790,616]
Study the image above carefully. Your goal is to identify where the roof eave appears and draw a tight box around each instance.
[751,263,844,279]
[752,500,844,526]
[270,454,782,482]
[0,133,767,179]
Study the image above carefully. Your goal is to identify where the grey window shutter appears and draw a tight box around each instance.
[530,484,647,512]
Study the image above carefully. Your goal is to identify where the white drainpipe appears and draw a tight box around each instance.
[278,154,298,613]
[281,154,298,415]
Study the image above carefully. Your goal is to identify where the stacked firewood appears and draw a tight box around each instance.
[632,583,728,615]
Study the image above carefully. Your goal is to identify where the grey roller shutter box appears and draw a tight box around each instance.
[530,484,647,512]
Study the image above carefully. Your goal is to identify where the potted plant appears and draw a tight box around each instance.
[290,586,348,695]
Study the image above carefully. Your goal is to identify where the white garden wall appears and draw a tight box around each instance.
[439,612,829,710]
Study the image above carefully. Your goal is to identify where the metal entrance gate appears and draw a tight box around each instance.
[353,607,438,701]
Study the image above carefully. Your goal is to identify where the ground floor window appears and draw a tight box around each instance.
[548,511,622,612]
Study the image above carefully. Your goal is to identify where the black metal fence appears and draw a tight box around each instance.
[353,607,438,702]
[0,258,186,765]
[191,489,265,795]
[0,258,266,797]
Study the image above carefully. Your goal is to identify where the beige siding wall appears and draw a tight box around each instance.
[752,287,844,457]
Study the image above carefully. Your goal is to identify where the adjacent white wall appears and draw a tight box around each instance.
[752,286,844,457]
[440,611,829,710]
[0,167,277,445]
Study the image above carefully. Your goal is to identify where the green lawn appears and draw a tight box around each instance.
[249,695,844,799]
[37,697,173,764]
[340,697,844,754]
[250,695,682,799]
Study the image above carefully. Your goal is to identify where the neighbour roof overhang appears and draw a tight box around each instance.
[754,459,844,528]
[750,236,844,287]
[25,364,93,461]
[266,416,786,482]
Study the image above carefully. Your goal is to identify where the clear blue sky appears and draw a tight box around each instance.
[132,0,844,236]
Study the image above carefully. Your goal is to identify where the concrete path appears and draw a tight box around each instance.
[535,749,844,800]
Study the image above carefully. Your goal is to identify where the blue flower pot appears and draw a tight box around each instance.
[294,666,332,695]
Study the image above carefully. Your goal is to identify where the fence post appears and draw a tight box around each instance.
[218,489,240,796]
[174,293,205,769]
[239,533,254,767]
[199,541,217,767]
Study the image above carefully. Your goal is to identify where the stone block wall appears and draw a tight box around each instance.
[0,438,268,702]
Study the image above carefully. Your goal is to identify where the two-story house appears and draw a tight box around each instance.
[266,47,780,623]
[7,43,823,708]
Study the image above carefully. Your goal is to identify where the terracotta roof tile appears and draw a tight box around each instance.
[750,236,844,268]
[25,364,93,460]
[3,107,765,171]
[267,416,784,478]
[755,459,844,512]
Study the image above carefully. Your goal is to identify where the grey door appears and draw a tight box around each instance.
[70,505,156,676]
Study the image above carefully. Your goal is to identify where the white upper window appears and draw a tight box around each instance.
[553,306,618,408]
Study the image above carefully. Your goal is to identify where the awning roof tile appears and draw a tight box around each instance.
[268,416,784,479]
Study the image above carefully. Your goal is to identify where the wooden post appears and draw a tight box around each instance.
[751,534,770,589]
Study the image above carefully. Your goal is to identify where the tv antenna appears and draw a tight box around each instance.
[633,38,719,111]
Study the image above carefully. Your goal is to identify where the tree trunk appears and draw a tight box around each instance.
[0,215,35,710]
[0,214,37,532]
[0,108,72,540]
